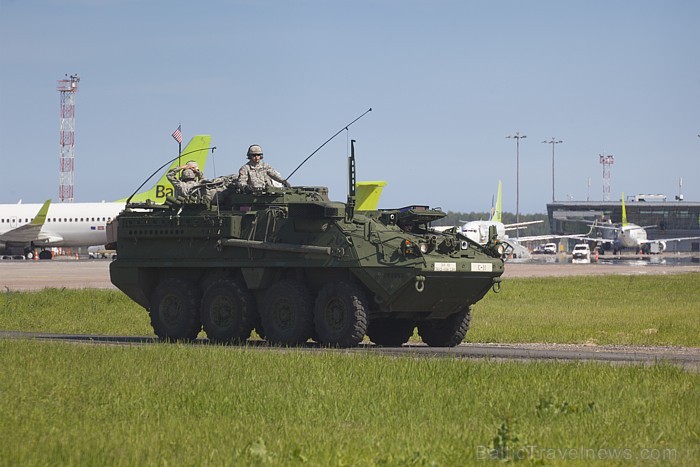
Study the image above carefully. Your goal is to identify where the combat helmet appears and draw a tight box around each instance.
[247,144,263,159]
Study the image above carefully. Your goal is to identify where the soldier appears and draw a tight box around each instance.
[184,160,204,181]
[238,144,291,191]
[166,161,201,198]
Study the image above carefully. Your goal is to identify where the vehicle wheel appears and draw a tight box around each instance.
[150,278,202,340]
[417,307,471,347]
[260,279,314,345]
[38,250,52,260]
[201,279,256,344]
[367,317,414,347]
[313,281,368,347]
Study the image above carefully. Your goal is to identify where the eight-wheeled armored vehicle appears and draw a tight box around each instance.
[109,142,505,347]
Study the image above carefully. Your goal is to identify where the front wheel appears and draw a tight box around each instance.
[150,278,202,340]
[417,307,471,347]
[313,281,368,347]
[200,279,256,344]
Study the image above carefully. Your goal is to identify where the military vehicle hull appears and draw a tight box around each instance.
[109,185,504,348]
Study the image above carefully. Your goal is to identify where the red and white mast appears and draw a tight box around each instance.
[57,74,80,202]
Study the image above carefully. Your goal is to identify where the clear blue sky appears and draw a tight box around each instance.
[1,0,699,213]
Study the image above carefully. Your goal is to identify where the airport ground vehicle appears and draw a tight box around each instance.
[88,245,117,259]
[571,243,592,264]
[109,142,505,347]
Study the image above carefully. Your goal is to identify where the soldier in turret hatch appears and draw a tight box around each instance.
[166,161,202,198]
[237,144,291,192]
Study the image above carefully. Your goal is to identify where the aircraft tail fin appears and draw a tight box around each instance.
[116,135,212,203]
[492,180,503,223]
[621,192,628,227]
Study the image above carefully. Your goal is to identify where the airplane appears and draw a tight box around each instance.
[433,181,584,252]
[580,193,700,255]
[455,181,544,244]
[0,135,212,259]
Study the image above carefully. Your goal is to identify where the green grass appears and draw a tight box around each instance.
[1,340,697,465]
[471,274,700,347]
[1,274,698,347]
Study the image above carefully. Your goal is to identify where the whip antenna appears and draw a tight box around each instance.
[287,108,372,180]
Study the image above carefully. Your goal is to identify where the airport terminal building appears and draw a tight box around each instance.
[546,196,700,252]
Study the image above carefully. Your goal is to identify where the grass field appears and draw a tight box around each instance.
[1,274,698,346]
[472,273,700,347]
[1,340,698,465]
[0,274,698,464]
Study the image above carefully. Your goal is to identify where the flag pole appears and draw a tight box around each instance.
[172,123,183,167]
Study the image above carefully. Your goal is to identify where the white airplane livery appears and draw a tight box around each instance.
[434,181,583,245]
[0,135,212,259]
[582,193,700,254]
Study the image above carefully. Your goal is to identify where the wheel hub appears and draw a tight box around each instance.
[211,296,235,328]
[324,297,346,331]
[161,295,183,327]
[272,298,294,330]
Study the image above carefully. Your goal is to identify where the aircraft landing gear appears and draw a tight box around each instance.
[38,250,53,260]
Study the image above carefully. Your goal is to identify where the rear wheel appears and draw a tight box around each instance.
[150,278,201,340]
[367,317,414,347]
[417,307,471,347]
[313,281,368,347]
[201,279,256,344]
[260,280,314,345]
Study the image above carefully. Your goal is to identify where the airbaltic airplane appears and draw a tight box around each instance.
[435,181,580,244]
[582,193,700,254]
[0,135,212,259]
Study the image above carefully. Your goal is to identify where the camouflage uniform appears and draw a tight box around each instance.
[238,161,286,190]
[166,167,200,198]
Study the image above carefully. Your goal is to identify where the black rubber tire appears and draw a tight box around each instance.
[200,279,256,344]
[150,278,202,340]
[260,279,314,345]
[367,317,415,347]
[417,307,471,347]
[313,281,368,347]
[39,250,53,260]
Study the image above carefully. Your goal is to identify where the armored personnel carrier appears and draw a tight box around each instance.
[109,142,505,347]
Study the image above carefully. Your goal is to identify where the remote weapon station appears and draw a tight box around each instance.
[109,114,505,347]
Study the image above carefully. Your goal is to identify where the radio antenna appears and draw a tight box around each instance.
[287,108,371,180]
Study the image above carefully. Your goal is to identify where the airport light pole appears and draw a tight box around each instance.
[542,138,563,203]
[506,132,526,238]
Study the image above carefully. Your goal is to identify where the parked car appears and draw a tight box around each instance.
[571,243,592,264]
[543,243,557,254]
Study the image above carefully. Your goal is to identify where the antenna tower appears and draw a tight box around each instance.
[599,153,614,201]
[57,74,80,202]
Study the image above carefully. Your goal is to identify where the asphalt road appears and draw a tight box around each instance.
[2,331,698,371]
[2,257,698,369]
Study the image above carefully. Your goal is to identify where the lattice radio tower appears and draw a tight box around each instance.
[599,153,614,201]
[57,74,80,202]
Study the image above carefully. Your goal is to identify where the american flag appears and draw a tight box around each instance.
[171,125,183,144]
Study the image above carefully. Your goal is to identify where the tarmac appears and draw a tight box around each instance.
[1,255,699,291]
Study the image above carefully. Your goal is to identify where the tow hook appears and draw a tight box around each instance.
[492,276,502,293]
[415,275,426,293]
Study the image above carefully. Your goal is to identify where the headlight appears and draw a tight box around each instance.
[400,239,415,256]
[419,243,428,254]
